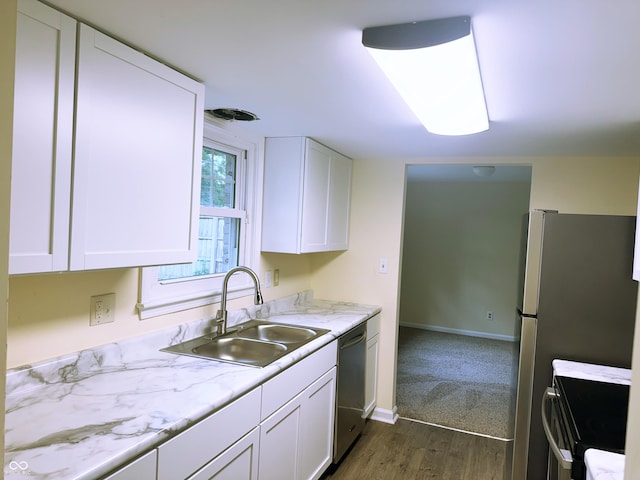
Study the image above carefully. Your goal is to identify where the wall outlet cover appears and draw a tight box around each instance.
[90,293,116,326]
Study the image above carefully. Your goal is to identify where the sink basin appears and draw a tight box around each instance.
[238,324,317,344]
[161,320,330,367]
[193,337,287,366]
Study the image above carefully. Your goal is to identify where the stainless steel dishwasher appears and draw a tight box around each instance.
[333,322,367,463]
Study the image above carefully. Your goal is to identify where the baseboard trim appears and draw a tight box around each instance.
[369,405,399,424]
[399,322,519,342]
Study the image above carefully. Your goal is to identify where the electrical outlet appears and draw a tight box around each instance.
[486,311,494,321]
[273,269,280,286]
[90,294,116,326]
[265,270,273,288]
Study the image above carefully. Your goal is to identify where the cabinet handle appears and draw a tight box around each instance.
[541,387,572,471]
[340,332,366,350]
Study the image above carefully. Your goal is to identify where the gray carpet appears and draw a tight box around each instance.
[396,326,518,439]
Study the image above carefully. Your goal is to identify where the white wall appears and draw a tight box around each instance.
[400,178,530,339]
[1,0,17,460]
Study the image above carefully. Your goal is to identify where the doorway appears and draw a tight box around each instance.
[396,164,531,441]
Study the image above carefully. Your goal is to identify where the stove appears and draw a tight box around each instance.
[553,375,629,480]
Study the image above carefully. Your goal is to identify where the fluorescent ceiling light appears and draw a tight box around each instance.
[362,16,489,136]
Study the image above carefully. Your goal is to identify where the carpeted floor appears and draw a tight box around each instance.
[396,326,518,439]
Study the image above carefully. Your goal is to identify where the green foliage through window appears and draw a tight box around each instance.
[158,145,241,282]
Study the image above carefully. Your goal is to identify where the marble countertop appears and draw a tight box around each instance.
[552,359,631,385]
[4,291,380,480]
[585,449,625,480]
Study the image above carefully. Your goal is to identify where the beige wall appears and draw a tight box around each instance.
[311,158,406,411]
[7,253,311,368]
[311,156,640,417]
[1,0,17,460]
[400,179,530,339]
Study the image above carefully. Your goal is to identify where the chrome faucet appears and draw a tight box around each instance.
[214,266,263,336]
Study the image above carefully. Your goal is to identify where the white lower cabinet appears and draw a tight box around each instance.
[128,341,338,480]
[188,427,259,480]
[364,313,380,418]
[259,340,337,480]
[259,368,336,480]
[259,395,302,480]
[298,369,337,480]
[156,388,261,480]
[103,450,157,480]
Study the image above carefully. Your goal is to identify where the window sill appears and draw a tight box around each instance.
[136,284,256,320]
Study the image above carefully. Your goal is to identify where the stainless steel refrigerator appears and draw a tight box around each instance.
[511,211,638,480]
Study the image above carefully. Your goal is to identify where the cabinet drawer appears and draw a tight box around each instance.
[157,387,260,480]
[188,427,259,480]
[261,340,337,420]
[103,450,157,480]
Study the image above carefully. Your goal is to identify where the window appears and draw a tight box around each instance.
[137,121,260,319]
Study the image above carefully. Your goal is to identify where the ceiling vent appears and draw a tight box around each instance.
[206,108,260,121]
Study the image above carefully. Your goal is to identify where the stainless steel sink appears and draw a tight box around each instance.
[237,324,318,344]
[161,320,330,367]
[193,337,287,366]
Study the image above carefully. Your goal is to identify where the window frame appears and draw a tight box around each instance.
[137,119,263,320]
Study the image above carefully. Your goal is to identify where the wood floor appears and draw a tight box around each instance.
[321,418,508,480]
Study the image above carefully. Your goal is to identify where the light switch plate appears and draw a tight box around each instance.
[378,258,389,274]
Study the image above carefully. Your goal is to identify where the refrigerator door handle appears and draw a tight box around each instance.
[541,387,573,471]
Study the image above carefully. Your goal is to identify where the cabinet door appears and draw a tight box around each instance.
[103,450,157,480]
[188,428,259,480]
[364,335,379,418]
[260,367,337,480]
[326,151,351,251]
[301,140,331,252]
[262,137,351,254]
[364,314,380,418]
[157,388,260,480]
[259,395,303,480]
[299,368,336,480]
[9,0,76,274]
[71,24,204,270]
[261,136,305,253]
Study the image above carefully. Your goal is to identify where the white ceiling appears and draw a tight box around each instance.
[45,0,640,160]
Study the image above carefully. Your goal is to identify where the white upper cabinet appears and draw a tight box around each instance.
[262,137,352,254]
[9,0,204,274]
[71,24,203,270]
[9,0,76,274]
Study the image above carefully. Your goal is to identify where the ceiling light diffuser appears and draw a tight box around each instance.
[362,16,489,136]
[473,165,496,177]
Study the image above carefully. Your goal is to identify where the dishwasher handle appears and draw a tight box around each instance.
[340,331,366,350]
[541,387,573,471]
